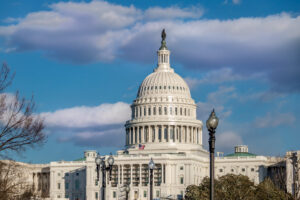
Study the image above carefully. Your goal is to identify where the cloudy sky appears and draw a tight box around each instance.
[0,0,299,163]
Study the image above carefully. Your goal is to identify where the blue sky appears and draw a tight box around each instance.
[0,0,299,163]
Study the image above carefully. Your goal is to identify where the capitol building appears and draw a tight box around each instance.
[3,31,299,200]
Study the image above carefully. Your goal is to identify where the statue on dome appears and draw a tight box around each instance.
[161,29,166,41]
[160,29,167,50]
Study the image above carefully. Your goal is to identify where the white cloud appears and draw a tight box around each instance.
[254,112,295,128]
[39,101,131,147]
[232,0,241,5]
[185,68,262,89]
[196,86,236,121]
[41,102,131,128]
[0,1,299,92]
[217,131,243,151]
[144,6,203,20]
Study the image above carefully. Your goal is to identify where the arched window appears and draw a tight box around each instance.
[175,107,178,115]
[164,107,167,115]
[184,108,187,116]
[148,107,151,116]
[159,107,162,115]
[144,107,146,116]
[153,107,156,115]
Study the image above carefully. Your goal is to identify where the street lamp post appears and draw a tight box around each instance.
[125,184,130,200]
[206,109,219,200]
[149,158,155,200]
[95,153,115,200]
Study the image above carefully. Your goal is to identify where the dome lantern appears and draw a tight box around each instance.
[155,29,172,72]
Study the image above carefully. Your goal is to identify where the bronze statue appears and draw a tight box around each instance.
[161,29,166,41]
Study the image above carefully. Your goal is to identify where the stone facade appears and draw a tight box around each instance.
[2,33,299,200]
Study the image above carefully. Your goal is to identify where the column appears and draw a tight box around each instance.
[186,126,189,143]
[155,126,159,142]
[174,126,177,143]
[121,165,124,185]
[118,165,121,185]
[139,164,142,186]
[132,127,135,144]
[130,164,133,186]
[141,126,144,143]
[168,125,171,143]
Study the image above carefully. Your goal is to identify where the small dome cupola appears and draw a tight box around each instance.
[155,29,173,72]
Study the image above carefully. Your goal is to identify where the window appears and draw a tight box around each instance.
[95,192,98,199]
[158,127,162,142]
[180,166,184,170]
[65,182,69,189]
[144,107,146,116]
[184,108,186,116]
[65,173,69,176]
[180,108,182,115]
[113,191,116,198]
[145,127,148,142]
[164,107,167,115]
[164,86,166,89]
[144,191,147,197]
[75,180,80,190]
[95,180,98,186]
[148,107,151,116]
[156,191,160,198]
[219,169,223,173]
[170,127,174,142]
[251,168,255,172]
[231,169,234,172]
[159,107,162,115]
[153,107,156,115]
[58,173,61,176]
[152,126,155,142]
[164,127,168,142]
[242,168,245,172]
[180,177,184,184]
[58,183,61,189]
[175,107,178,115]
[57,195,61,198]
[139,128,142,143]
[170,107,172,115]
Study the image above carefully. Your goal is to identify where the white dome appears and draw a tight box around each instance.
[137,70,191,98]
[124,30,203,153]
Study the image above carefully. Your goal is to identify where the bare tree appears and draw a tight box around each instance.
[0,62,45,157]
[0,160,35,200]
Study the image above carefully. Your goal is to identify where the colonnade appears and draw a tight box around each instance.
[125,125,201,146]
